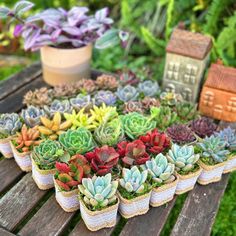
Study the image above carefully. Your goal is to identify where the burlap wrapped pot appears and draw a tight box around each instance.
[223,154,236,174]
[0,137,13,158]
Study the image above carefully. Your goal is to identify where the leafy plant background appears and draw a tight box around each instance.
[0,0,236,235]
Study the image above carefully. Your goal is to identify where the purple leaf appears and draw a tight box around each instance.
[24,28,41,51]
[67,7,88,26]
[62,26,82,36]
[95,8,113,25]
[51,29,62,41]
[14,1,34,16]
[14,24,23,37]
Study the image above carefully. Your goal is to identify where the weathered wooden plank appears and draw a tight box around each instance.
[0,159,23,194]
[19,195,75,236]
[0,174,48,231]
[120,197,176,236]
[0,62,42,101]
[0,227,16,236]
[171,174,229,236]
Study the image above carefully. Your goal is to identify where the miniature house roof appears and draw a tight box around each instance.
[166,29,212,60]
[204,63,236,94]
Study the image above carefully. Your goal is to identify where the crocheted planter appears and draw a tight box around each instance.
[0,137,13,158]
[79,198,119,231]
[117,191,151,219]
[198,160,225,185]
[10,141,31,172]
[223,154,236,174]
[150,176,179,207]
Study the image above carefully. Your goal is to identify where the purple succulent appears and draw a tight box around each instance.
[94,90,117,106]
[70,94,92,111]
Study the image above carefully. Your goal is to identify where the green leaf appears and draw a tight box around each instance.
[95,29,120,49]
[0,7,10,19]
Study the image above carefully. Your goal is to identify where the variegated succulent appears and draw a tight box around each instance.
[96,74,119,91]
[75,79,97,93]
[123,101,144,114]
[44,99,72,116]
[94,90,117,106]
[70,94,92,112]
[119,70,140,86]
[138,80,160,97]
[141,97,160,111]
[116,85,139,102]
[160,92,183,107]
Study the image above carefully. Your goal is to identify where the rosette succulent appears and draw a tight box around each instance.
[44,99,72,116]
[85,146,119,175]
[119,166,148,194]
[32,140,69,170]
[21,106,45,128]
[141,153,175,184]
[78,173,118,209]
[215,127,236,151]
[160,92,183,107]
[167,144,200,172]
[96,74,119,91]
[141,97,160,111]
[175,102,199,122]
[123,101,144,114]
[121,112,156,140]
[116,85,139,102]
[0,113,22,138]
[119,70,140,86]
[70,94,92,111]
[75,79,97,93]
[59,127,96,156]
[94,90,117,106]
[53,83,78,98]
[189,117,217,138]
[138,80,160,97]
[167,124,196,145]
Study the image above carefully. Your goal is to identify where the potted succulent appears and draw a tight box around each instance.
[1,1,128,85]
[118,166,151,218]
[215,127,236,173]
[197,135,229,185]
[54,154,91,212]
[10,125,41,172]
[78,173,119,231]
[31,139,69,190]
[141,153,177,207]
[0,113,22,158]
[167,144,201,194]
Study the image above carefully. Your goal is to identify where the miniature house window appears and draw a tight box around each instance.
[184,64,198,84]
[165,83,175,93]
[182,88,192,101]
[227,97,236,112]
[203,91,214,106]
[214,105,223,117]
[167,62,180,81]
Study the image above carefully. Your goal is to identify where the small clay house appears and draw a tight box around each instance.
[162,28,212,103]
[199,61,236,122]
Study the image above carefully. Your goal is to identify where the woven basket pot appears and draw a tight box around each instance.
[31,158,56,190]
[10,141,31,172]
[79,198,119,231]
[54,178,80,212]
[40,44,92,86]
[197,160,225,185]
[150,176,179,207]
[0,137,13,158]
[223,154,236,174]
[175,167,202,195]
[117,191,151,219]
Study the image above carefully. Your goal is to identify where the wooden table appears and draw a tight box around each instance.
[0,63,230,236]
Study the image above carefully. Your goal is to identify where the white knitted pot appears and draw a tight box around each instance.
[198,160,225,185]
[32,158,56,190]
[10,141,32,172]
[175,167,202,195]
[150,176,178,207]
[0,137,13,158]
[79,199,119,231]
[117,191,151,219]
[54,178,80,212]
[223,155,236,174]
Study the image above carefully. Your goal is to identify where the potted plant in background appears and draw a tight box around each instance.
[0,113,22,158]
[0,1,128,85]
[78,173,119,231]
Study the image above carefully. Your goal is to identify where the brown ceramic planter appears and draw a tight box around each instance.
[40,44,92,86]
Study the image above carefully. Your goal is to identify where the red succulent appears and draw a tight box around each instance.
[139,129,170,154]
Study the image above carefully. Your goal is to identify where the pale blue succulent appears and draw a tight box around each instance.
[94,90,117,106]
[215,127,236,151]
[78,173,118,208]
[167,144,199,171]
[138,80,160,97]
[70,94,92,111]
[197,135,229,163]
[21,106,45,127]
[116,85,139,102]
[44,99,72,115]
[141,153,175,184]
[119,166,148,193]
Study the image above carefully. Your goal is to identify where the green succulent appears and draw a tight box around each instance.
[59,127,96,156]
[175,102,199,123]
[141,153,175,184]
[78,173,118,210]
[121,112,156,140]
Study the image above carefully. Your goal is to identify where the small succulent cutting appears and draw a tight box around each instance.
[189,117,217,138]
[38,112,72,140]
[123,101,144,114]
[70,94,92,112]
[32,140,69,170]
[138,80,160,97]
[0,113,22,139]
[121,112,156,140]
[55,154,91,191]
[118,140,150,166]
[139,129,170,154]
[160,92,183,107]
[85,145,119,175]
[116,85,139,102]
[96,74,119,91]
[44,99,72,116]
[167,144,200,173]
[94,90,117,106]
[175,102,199,123]
[78,173,118,210]
[59,127,96,156]
[141,153,175,184]
[167,124,196,145]
[21,106,45,128]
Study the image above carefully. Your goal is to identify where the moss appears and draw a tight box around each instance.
[200,156,218,166]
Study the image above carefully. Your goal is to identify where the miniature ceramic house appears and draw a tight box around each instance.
[162,28,212,103]
[199,61,236,122]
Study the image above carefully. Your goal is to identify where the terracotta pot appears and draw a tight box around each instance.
[223,154,236,174]
[0,137,13,158]
[40,44,92,86]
